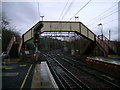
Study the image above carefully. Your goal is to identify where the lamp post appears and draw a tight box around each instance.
[98,23,103,36]
[75,16,79,22]
[40,16,44,21]
[98,23,104,41]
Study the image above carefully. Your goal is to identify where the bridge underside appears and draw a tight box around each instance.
[24,30,95,56]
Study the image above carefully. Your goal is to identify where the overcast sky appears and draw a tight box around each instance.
[2,0,120,41]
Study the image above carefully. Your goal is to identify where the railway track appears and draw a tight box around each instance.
[44,51,120,89]
[44,54,91,89]
[59,55,120,87]
[54,54,120,89]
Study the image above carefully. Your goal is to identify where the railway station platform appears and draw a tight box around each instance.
[87,57,120,65]
[31,61,58,89]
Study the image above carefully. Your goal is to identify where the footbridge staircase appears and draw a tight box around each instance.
[6,35,23,61]
[95,35,117,56]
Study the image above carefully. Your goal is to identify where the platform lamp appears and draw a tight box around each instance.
[40,16,44,21]
[98,23,103,40]
[75,16,79,22]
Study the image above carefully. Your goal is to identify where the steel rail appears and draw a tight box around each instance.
[46,54,91,89]
[60,56,120,88]
[43,54,65,89]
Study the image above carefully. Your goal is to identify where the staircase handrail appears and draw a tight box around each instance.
[97,36,109,51]
[98,35,117,53]
[96,42,107,56]
[7,35,16,55]
[96,36,108,56]
[18,38,23,54]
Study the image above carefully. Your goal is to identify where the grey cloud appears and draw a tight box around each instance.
[2,2,39,34]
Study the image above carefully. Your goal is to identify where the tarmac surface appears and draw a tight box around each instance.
[2,62,35,89]
[2,61,58,89]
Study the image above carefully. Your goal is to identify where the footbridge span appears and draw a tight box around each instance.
[23,21,96,42]
[22,21,117,57]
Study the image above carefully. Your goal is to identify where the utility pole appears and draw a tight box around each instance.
[109,30,110,40]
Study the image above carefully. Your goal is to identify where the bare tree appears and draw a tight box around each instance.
[2,13,20,52]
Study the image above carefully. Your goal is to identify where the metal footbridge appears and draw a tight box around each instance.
[22,21,117,56]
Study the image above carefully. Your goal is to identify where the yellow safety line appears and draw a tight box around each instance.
[19,64,26,67]
[1,72,19,76]
[20,64,33,90]
[5,68,12,70]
